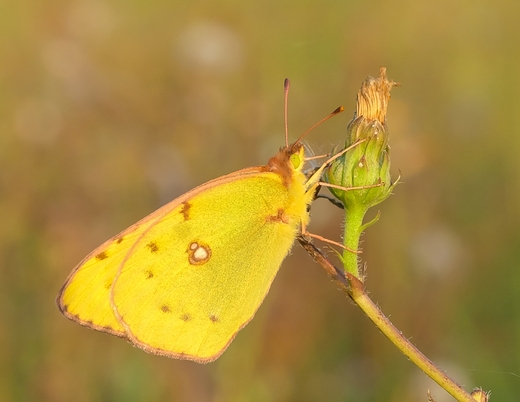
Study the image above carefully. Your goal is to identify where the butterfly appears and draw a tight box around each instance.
[56,80,351,363]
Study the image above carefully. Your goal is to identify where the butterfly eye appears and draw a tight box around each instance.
[290,153,301,169]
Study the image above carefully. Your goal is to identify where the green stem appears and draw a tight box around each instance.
[342,204,366,278]
[347,273,475,402]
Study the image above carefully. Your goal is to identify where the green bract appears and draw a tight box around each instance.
[324,116,395,210]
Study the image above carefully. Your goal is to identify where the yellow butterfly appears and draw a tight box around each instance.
[57,82,348,363]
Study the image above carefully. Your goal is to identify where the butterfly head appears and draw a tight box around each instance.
[265,142,306,187]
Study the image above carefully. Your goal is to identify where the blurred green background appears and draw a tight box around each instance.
[2,0,520,401]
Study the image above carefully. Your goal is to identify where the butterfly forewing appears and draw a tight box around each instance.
[111,172,307,362]
[57,144,317,363]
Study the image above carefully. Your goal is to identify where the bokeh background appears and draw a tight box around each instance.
[2,0,520,401]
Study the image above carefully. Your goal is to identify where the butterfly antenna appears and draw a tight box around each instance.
[295,105,345,144]
[284,78,290,147]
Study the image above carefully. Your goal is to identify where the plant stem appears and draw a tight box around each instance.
[298,239,476,402]
[342,204,366,278]
[347,272,475,402]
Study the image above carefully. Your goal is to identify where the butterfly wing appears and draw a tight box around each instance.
[58,163,313,362]
[57,218,157,336]
[112,171,311,362]
[57,168,264,336]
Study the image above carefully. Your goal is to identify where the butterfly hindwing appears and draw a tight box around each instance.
[58,221,159,336]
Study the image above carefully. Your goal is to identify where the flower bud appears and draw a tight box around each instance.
[325,67,398,210]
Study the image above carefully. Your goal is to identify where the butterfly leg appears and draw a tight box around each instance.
[313,180,385,210]
[314,194,345,210]
[300,222,361,254]
[319,180,385,193]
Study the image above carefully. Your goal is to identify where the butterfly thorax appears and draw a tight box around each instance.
[262,141,313,233]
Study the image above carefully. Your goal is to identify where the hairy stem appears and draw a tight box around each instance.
[298,239,476,402]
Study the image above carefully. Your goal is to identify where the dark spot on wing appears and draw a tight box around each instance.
[180,313,190,322]
[96,251,108,260]
[147,242,159,253]
[209,314,219,323]
[266,208,289,224]
[145,270,154,279]
[181,202,191,221]
[161,305,171,313]
[116,236,124,244]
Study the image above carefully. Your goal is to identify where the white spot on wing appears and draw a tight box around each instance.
[187,241,211,265]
